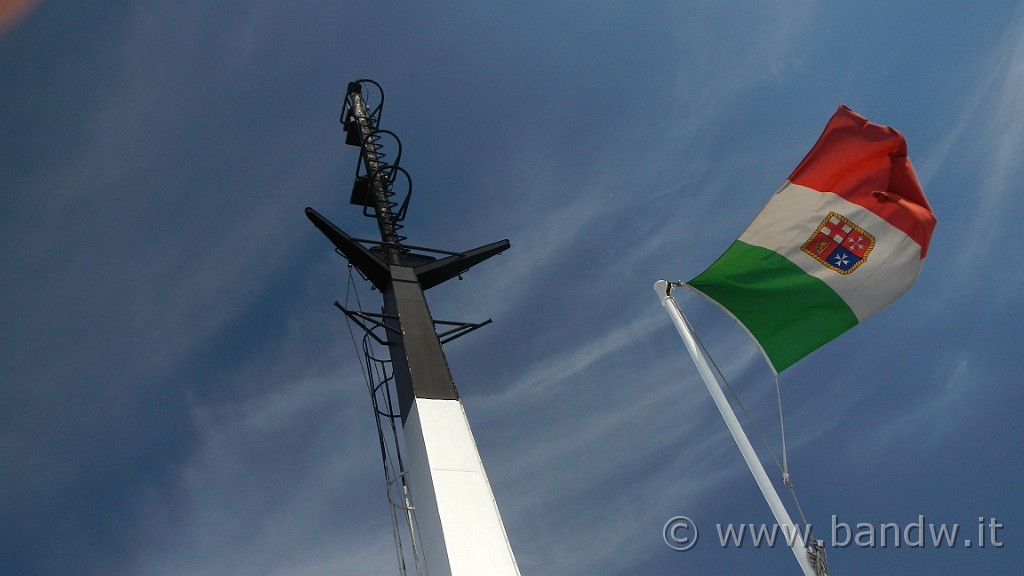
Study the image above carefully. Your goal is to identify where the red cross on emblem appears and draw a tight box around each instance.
[800,212,876,275]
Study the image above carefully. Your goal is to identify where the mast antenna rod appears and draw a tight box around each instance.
[343,79,406,263]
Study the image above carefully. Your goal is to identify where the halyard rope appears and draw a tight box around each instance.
[687,307,812,529]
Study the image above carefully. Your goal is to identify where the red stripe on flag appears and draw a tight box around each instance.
[787,105,936,257]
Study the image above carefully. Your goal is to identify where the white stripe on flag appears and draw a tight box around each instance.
[738,182,924,321]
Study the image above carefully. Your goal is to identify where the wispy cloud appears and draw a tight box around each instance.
[927,7,1024,290]
[118,373,401,576]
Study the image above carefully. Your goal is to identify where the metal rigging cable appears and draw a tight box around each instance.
[342,265,427,576]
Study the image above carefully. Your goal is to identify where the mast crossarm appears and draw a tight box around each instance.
[306,207,390,290]
[415,239,510,290]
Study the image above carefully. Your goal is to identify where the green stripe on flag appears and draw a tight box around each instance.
[687,241,858,372]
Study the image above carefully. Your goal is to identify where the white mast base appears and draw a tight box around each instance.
[403,397,522,576]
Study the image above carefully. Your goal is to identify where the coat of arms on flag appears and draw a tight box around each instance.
[800,212,875,274]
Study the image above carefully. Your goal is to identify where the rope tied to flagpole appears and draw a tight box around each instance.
[683,293,827,574]
[659,281,826,576]
[667,281,816,537]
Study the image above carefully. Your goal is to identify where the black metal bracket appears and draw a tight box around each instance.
[334,302,491,346]
[435,318,493,345]
[334,302,399,346]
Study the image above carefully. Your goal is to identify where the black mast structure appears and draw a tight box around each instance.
[306,80,521,576]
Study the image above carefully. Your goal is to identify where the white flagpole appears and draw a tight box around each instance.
[654,280,818,576]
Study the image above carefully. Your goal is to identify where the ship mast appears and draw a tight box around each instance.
[306,80,521,576]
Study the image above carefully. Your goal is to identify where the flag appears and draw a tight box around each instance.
[687,105,936,373]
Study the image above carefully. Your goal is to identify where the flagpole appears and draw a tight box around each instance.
[654,280,818,576]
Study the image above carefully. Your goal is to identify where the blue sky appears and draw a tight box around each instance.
[2,1,1022,575]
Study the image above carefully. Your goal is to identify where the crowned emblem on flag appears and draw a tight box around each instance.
[801,212,875,274]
